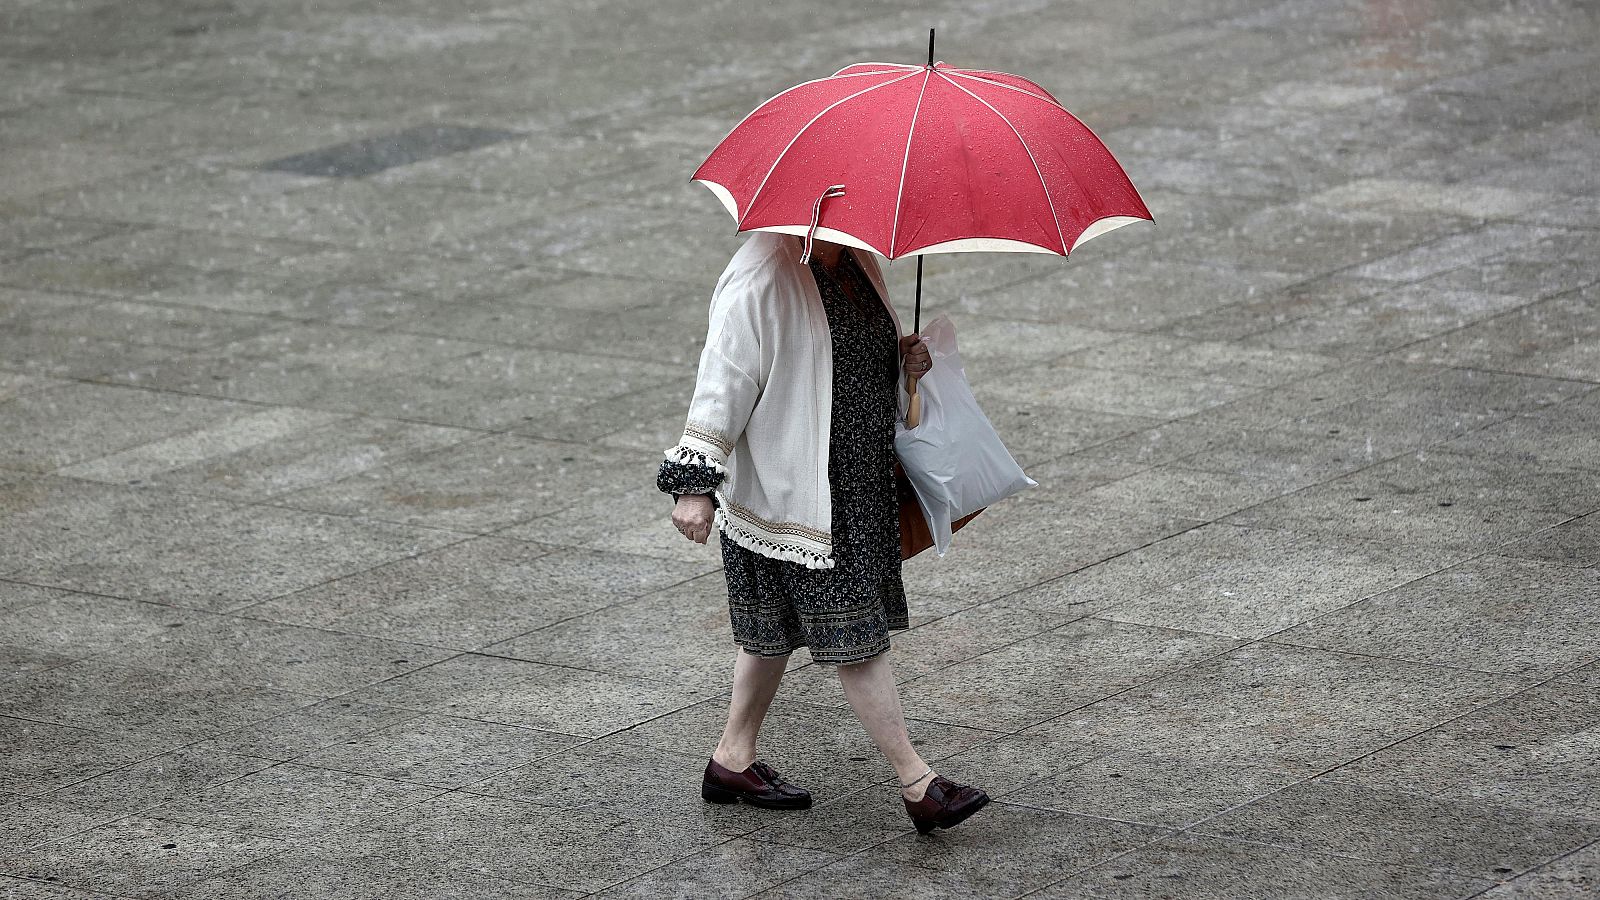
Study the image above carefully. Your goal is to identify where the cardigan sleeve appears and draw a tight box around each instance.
[661,269,769,477]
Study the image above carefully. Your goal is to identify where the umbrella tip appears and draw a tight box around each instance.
[927,28,935,66]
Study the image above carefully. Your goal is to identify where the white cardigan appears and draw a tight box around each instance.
[664,232,910,569]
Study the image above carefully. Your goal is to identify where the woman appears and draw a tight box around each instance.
[656,230,989,834]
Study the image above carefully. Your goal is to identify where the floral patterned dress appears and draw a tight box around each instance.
[657,249,909,665]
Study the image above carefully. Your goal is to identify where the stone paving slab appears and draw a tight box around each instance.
[3,0,1600,897]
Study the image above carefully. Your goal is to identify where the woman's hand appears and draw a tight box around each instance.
[672,494,716,543]
[901,334,932,379]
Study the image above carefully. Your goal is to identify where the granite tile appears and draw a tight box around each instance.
[39,747,277,819]
[1221,471,1576,554]
[1164,427,1399,492]
[0,580,68,616]
[336,652,699,738]
[142,762,448,840]
[0,288,103,330]
[1497,515,1600,568]
[1073,465,1290,521]
[1409,285,1600,381]
[251,539,708,650]
[898,500,1203,603]
[80,610,459,697]
[1034,831,1493,899]
[0,381,253,474]
[0,718,166,795]
[1198,779,1600,881]
[921,731,1121,799]
[1001,749,1303,828]
[1032,643,1532,775]
[1349,224,1560,284]
[480,572,753,692]
[895,618,1243,731]
[1156,274,1393,343]
[994,521,1283,618]
[57,411,481,503]
[316,791,715,893]
[593,838,838,900]
[0,794,129,854]
[1240,285,1532,358]
[0,592,193,657]
[1141,201,1479,280]
[1094,528,1458,639]
[15,503,466,614]
[1422,228,1600,301]
[1479,840,1600,898]
[980,362,1257,420]
[0,813,284,898]
[0,643,78,683]
[0,479,240,578]
[1273,556,1600,677]
[861,601,1082,681]
[166,848,580,899]
[493,480,730,567]
[1053,333,1338,388]
[272,434,638,533]
[188,698,422,762]
[258,124,523,178]
[1431,402,1600,474]
[752,828,1111,899]
[0,658,316,743]
[15,299,283,351]
[1322,671,1600,821]
[1185,357,1452,428]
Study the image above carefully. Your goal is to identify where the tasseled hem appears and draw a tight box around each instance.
[663,444,728,474]
[714,506,837,570]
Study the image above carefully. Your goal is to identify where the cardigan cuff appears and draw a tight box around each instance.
[658,456,724,499]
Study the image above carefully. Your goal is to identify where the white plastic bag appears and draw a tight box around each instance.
[894,312,1037,556]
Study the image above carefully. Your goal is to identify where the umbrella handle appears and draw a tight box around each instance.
[905,373,922,428]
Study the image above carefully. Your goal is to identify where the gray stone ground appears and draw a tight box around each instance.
[1,0,1598,897]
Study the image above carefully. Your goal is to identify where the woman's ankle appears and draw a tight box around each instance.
[899,765,936,801]
[712,743,756,772]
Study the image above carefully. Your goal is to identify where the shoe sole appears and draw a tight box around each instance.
[702,780,813,810]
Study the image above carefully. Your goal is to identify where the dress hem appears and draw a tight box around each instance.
[732,618,911,667]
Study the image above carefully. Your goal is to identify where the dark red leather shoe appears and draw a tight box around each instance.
[701,757,813,810]
[903,774,990,833]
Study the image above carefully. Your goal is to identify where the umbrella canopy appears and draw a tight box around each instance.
[691,57,1151,261]
[691,34,1152,428]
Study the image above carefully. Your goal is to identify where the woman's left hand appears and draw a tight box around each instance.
[900,334,932,380]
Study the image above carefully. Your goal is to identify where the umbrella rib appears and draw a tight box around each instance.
[832,61,919,76]
[935,71,1069,256]
[943,69,1072,115]
[736,70,924,231]
[889,67,933,259]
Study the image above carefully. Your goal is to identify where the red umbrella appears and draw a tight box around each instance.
[692,31,1152,422]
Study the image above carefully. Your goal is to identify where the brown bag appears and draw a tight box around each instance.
[896,460,983,561]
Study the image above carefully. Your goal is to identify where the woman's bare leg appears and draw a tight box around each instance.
[712,649,789,771]
[836,652,936,800]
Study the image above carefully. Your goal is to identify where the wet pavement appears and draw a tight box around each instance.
[2,0,1599,897]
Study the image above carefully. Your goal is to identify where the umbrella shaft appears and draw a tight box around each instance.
[914,256,923,333]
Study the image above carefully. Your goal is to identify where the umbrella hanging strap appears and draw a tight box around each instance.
[799,184,846,264]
